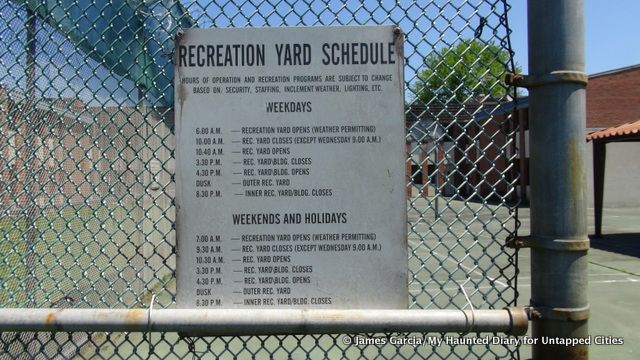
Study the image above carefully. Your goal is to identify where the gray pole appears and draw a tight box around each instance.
[24,7,39,308]
[527,0,589,359]
[26,9,36,98]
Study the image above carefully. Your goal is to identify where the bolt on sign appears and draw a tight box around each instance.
[175,26,407,309]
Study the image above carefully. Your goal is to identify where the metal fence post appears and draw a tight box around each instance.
[527,0,589,359]
[23,7,39,308]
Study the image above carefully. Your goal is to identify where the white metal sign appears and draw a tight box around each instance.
[175,26,407,309]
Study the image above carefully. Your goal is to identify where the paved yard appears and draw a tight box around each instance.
[517,206,640,360]
[2,201,637,358]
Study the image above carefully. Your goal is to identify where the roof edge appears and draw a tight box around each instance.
[589,64,640,79]
[587,119,640,141]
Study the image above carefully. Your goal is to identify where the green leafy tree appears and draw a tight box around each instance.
[412,39,519,104]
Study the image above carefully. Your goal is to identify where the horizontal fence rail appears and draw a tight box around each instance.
[0,308,529,335]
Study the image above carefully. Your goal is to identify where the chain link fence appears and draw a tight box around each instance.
[0,0,521,358]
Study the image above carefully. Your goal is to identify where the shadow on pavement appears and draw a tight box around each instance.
[590,233,640,258]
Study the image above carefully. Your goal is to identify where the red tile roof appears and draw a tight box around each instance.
[587,120,640,141]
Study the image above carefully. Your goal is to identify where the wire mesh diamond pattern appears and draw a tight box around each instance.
[0,0,520,358]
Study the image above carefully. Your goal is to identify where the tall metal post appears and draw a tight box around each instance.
[24,7,39,307]
[527,0,589,359]
[25,10,36,98]
[592,141,606,238]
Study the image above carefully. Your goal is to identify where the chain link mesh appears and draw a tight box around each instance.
[0,0,520,358]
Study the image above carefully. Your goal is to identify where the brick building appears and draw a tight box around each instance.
[406,99,519,202]
[0,86,152,215]
[587,64,640,130]
[406,64,640,204]
[584,64,640,209]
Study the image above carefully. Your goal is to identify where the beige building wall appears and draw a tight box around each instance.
[585,141,640,209]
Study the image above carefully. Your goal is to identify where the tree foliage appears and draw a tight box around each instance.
[412,39,519,104]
